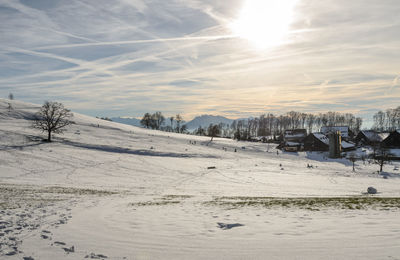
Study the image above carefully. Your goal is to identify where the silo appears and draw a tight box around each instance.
[329,131,342,158]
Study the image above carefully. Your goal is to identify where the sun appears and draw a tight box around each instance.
[230,0,298,49]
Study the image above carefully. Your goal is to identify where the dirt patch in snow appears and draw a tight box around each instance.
[205,196,400,211]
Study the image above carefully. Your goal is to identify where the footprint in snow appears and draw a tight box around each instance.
[85,252,108,259]
[52,241,66,246]
[217,222,244,230]
[63,245,75,253]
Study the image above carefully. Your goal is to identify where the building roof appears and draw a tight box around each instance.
[284,129,307,138]
[310,132,355,149]
[311,132,329,145]
[320,126,349,138]
[286,141,301,146]
[341,141,355,149]
[360,130,389,142]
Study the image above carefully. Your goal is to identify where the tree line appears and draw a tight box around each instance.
[373,106,400,132]
[140,112,187,133]
[230,111,362,141]
[139,110,363,141]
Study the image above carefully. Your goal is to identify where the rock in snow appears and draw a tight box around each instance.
[367,187,377,194]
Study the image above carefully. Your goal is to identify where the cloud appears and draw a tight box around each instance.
[0,0,400,122]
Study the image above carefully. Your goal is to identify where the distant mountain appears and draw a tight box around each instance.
[111,117,141,127]
[185,115,234,131]
[111,115,236,130]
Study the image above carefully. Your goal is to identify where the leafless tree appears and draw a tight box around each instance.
[208,124,221,141]
[169,116,174,129]
[373,147,392,173]
[175,114,183,133]
[152,111,165,130]
[140,113,152,128]
[347,152,358,172]
[32,101,73,142]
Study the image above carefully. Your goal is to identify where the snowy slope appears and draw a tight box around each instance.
[1,99,400,260]
[110,117,142,127]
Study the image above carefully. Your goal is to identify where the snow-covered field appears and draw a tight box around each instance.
[1,99,400,260]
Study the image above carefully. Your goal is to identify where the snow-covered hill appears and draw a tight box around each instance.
[1,99,400,259]
[110,116,141,127]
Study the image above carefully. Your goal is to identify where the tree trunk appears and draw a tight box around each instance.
[48,130,52,142]
[380,161,383,172]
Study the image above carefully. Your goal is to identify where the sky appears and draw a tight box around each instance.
[0,0,400,124]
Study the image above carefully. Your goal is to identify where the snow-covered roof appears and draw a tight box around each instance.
[341,141,355,149]
[312,133,329,145]
[284,130,307,141]
[388,149,400,157]
[360,131,389,142]
[320,126,349,138]
[311,132,355,149]
[286,141,301,146]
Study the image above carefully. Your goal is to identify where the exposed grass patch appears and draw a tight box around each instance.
[0,184,117,196]
[44,186,117,195]
[129,200,181,207]
[205,196,400,211]
[129,195,193,207]
[0,183,117,210]
[162,195,193,200]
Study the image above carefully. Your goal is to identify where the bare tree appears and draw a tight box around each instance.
[152,111,165,130]
[347,152,358,172]
[374,147,392,173]
[33,101,73,142]
[175,114,183,133]
[140,113,152,128]
[180,124,188,134]
[306,114,315,134]
[194,126,206,136]
[208,124,221,141]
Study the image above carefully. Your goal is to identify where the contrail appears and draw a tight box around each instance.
[33,35,237,50]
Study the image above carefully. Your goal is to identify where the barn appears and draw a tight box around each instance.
[304,133,329,151]
[355,130,389,146]
[320,126,352,140]
[304,132,356,152]
[279,129,308,152]
[283,129,307,143]
[382,130,400,148]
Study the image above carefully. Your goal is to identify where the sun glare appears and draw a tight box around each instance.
[230,0,298,48]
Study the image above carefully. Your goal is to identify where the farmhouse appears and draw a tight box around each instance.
[355,130,389,146]
[304,133,329,151]
[304,132,356,152]
[320,126,352,140]
[382,130,400,148]
[279,129,307,152]
[283,129,307,142]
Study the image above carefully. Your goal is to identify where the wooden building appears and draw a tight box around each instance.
[355,130,389,146]
[304,132,356,152]
[304,133,329,151]
[382,130,400,148]
[283,129,307,143]
[320,126,352,140]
